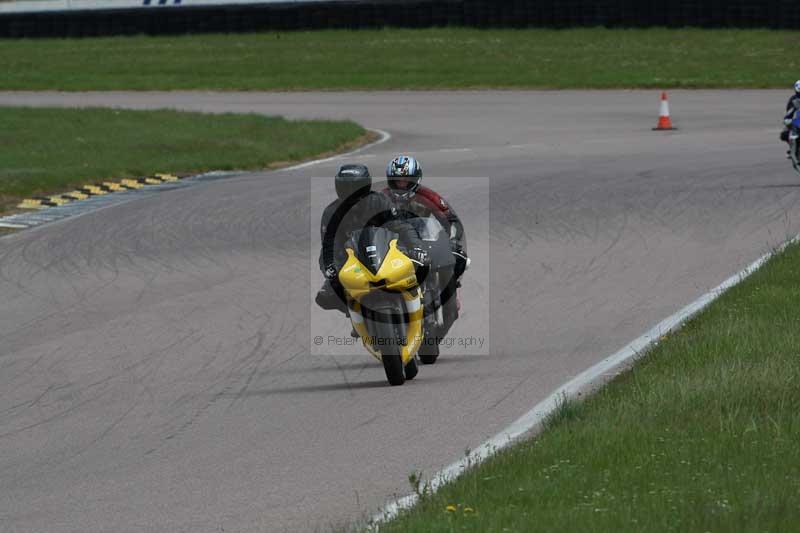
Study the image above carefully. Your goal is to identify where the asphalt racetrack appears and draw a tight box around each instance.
[0,91,797,532]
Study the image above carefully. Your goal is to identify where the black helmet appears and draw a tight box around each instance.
[386,155,422,200]
[335,164,372,201]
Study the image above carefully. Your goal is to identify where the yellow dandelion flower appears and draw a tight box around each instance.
[446,505,457,513]
[464,507,475,513]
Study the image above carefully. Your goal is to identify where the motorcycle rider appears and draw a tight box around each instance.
[781,80,800,152]
[383,155,469,342]
[316,164,429,314]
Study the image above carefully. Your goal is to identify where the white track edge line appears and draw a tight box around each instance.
[278,129,391,172]
[371,234,799,528]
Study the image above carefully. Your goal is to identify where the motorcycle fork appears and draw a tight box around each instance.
[791,137,800,174]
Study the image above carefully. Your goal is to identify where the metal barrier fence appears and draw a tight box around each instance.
[1,0,797,38]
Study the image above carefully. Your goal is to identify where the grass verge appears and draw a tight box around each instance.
[0,106,367,213]
[381,241,800,532]
[1,28,797,91]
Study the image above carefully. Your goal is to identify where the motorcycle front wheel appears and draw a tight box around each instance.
[381,348,405,386]
[363,296,409,386]
[404,358,419,380]
[418,342,439,365]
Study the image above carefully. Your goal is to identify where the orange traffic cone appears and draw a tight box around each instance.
[653,91,677,131]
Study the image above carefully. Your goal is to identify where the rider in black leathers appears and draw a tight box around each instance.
[316,164,428,313]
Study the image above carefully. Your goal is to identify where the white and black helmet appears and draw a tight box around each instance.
[386,155,422,200]
[794,80,800,93]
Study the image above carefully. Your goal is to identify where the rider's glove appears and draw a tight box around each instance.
[408,247,430,267]
[785,118,793,127]
[452,247,469,280]
[324,264,338,280]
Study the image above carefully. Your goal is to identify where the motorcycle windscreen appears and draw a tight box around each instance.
[408,216,455,270]
[354,226,397,275]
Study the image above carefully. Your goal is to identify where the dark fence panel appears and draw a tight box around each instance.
[0,0,797,38]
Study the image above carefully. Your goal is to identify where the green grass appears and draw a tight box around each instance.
[1,28,798,91]
[381,242,800,532]
[0,106,366,212]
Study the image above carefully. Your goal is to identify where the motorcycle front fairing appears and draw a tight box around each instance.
[338,237,424,364]
[406,215,457,326]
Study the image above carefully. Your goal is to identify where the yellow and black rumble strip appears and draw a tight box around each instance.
[0,173,187,231]
[14,173,182,210]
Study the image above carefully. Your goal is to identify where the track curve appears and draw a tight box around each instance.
[0,90,797,532]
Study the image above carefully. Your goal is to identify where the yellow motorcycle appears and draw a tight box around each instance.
[338,227,424,386]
